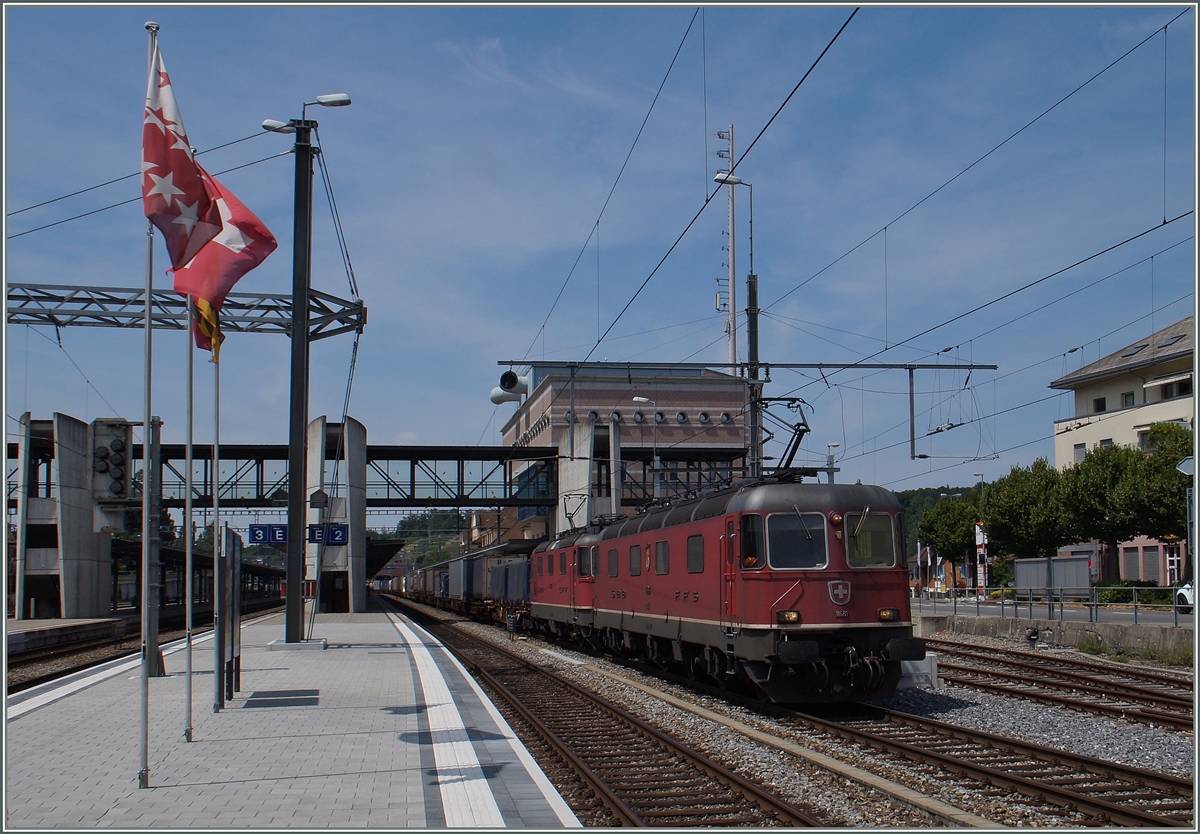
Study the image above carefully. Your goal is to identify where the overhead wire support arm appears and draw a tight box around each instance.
[7,282,365,342]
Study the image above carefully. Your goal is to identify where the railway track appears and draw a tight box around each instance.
[923,638,1194,732]
[792,705,1194,827]
[6,602,285,693]
[390,601,826,827]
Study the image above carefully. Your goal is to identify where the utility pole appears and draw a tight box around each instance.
[718,125,736,373]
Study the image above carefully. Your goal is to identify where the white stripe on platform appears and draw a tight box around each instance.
[388,615,505,828]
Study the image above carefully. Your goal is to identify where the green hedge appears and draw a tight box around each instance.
[1093,580,1173,605]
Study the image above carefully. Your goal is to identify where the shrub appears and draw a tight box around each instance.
[1138,644,1194,667]
[1093,580,1172,605]
[1075,634,1106,655]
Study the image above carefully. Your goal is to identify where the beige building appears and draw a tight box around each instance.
[1049,316,1193,585]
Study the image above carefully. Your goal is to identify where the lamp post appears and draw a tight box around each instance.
[632,397,659,499]
[264,93,351,643]
[714,172,760,478]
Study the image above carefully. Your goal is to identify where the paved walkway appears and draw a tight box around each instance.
[5,608,578,828]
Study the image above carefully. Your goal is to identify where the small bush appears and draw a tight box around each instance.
[1093,580,1173,605]
[1138,645,1194,667]
[988,589,1015,600]
[1075,634,1106,655]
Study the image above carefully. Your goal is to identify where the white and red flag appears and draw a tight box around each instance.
[142,42,221,269]
[172,165,277,360]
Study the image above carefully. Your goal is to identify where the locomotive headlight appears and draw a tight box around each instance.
[878,608,900,622]
[776,609,801,624]
[829,512,844,527]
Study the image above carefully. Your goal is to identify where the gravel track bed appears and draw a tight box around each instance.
[422,607,1194,828]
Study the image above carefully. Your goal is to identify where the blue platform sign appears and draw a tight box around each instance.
[248,524,269,544]
[307,523,349,545]
[269,524,288,543]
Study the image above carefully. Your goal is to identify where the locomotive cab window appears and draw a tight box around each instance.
[608,548,619,578]
[559,551,568,575]
[547,553,554,575]
[845,513,898,568]
[767,513,828,569]
[577,547,594,577]
[741,514,764,569]
[537,555,544,576]
[629,544,642,576]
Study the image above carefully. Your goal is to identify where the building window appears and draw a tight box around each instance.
[1073,443,1086,464]
[1162,379,1192,399]
[1122,547,1139,581]
[1142,546,1160,584]
[1121,391,1135,408]
[1092,397,1106,413]
[1099,438,1113,448]
[1122,344,1148,357]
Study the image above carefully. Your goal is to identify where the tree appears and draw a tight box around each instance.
[980,458,1071,562]
[1061,444,1144,582]
[916,494,980,584]
[1133,422,1193,543]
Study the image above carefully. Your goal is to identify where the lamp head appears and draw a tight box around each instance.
[312,93,352,107]
[262,119,296,134]
[632,396,651,404]
[714,172,744,186]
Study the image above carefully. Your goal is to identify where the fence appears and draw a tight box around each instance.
[911,585,1193,627]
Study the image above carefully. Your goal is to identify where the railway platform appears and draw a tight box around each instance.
[7,617,126,656]
[5,602,579,828]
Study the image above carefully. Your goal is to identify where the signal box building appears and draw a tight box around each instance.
[486,362,748,544]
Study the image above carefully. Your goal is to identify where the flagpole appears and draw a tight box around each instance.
[212,353,223,713]
[184,296,195,742]
[139,19,158,793]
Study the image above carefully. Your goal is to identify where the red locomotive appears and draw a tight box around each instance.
[530,476,924,702]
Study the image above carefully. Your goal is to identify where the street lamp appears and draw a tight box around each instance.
[632,397,659,498]
[826,442,839,484]
[263,93,352,644]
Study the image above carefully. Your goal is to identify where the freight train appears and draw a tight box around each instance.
[404,475,924,702]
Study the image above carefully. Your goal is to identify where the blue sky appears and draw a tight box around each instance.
[5,5,1196,498]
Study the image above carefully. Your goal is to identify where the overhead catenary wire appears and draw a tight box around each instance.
[580,7,860,365]
[522,7,703,362]
[6,130,270,218]
[7,151,292,240]
[764,7,1192,315]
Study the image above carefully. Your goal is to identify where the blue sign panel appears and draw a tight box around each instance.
[269,524,288,543]
[307,524,326,543]
[327,523,349,545]
[248,524,269,544]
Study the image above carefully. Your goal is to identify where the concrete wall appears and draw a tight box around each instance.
[915,614,1193,657]
[56,414,111,618]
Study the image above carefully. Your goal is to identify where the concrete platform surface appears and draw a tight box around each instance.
[5,609,579,828]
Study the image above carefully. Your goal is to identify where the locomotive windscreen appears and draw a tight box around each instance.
[766,513,828,569]
[845,513,898,567]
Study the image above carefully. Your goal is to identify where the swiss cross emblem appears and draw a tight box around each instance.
[828,580,851,605]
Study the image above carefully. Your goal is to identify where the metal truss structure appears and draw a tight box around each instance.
[6,283,364,341]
